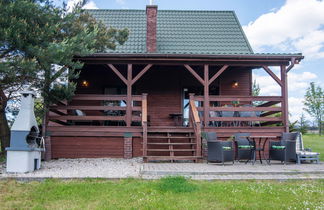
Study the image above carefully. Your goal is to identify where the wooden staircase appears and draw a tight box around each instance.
[141,94,202,162]
[144,127,201,162]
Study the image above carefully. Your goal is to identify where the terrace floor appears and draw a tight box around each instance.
[1,158,323,180]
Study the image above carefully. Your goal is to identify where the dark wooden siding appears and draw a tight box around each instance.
[136,66,182,126]
[51,137,124,158]
[220,68,251,95]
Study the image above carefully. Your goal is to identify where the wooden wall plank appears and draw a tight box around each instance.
[51,137,124,158]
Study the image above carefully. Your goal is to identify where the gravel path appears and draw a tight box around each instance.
[0,158,142,179]
[1,158,323,180]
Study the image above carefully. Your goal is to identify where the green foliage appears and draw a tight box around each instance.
[0,179,323,209]
[156,176,198,193]
[201,131,207,140]
[34,99,44,126]
[297,113,309,135]
[0,0,128,148]
[252,79,260,96]
[252,79,263,106]
[0,0,129,105]
[304,82,324,135]
[289,120,298,132]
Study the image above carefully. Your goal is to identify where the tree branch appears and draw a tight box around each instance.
[51,65,68,82]
[0,89,8,102]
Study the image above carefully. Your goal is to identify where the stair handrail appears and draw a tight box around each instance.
[189,94,202,157]
[142,93,148,157]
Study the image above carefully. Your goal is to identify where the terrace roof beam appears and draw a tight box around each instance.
[262,66,283,87]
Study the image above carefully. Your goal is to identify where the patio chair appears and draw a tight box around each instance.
[209,111,222,127]
[221,106,235,127]
[296,133,320,164]
[239,104,261,127]
[254,110,262,127]
[234,133,255,163]
[70,109,93,125]
[269,132,297,164]
[206,132,234,165]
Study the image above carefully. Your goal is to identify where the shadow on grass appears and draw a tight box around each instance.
[156,176,198,193]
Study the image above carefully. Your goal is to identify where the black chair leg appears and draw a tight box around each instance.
[253,151,256,165]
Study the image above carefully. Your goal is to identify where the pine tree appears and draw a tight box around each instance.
[0,0,129,153]
[297,113,308,135]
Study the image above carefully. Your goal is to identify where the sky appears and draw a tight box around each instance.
[64,0,324,123]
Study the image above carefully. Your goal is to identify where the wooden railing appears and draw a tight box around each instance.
[189,94,202,157]
[141,94,148,157]
[190,95,283,127]
[49,94,146,127]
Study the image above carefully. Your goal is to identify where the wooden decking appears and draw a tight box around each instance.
[47,94,285,160]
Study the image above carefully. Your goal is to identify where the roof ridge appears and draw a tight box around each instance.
[85,9,235,13]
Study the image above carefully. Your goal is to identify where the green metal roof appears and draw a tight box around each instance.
[86,9,254,55]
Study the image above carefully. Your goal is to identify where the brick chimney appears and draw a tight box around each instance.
[146,5,157,53]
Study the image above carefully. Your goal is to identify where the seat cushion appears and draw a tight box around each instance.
[296,151,319,156]
[238,145,254,149]
[272,145,286,150]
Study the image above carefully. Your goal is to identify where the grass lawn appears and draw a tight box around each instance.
[303,134,324,161]
[0,177,323,209]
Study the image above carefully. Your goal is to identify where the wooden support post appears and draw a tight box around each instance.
[126,64,132,127]
[185,64,229,128]
[281,65,289,132]
[44,136,52,161]
[204,65,209,127]
[142,93,148,158]
[42,111,52,160]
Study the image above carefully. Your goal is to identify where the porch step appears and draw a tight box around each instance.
[144,126,199,162]
[148,127,194,133]
[147,143,196,145]
[147,136,195,139]
[147,149,195,152]
[145,156,200,161]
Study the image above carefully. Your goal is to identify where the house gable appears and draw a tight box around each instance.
[86,9,253,55]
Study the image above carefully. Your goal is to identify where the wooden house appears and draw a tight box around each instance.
[45,5,303,161]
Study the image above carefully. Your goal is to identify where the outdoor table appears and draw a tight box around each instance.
[248,136,277,164]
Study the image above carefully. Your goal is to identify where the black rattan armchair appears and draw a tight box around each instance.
[206,132,234,165]
[269,132,298,164]
[234,133,255,163]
